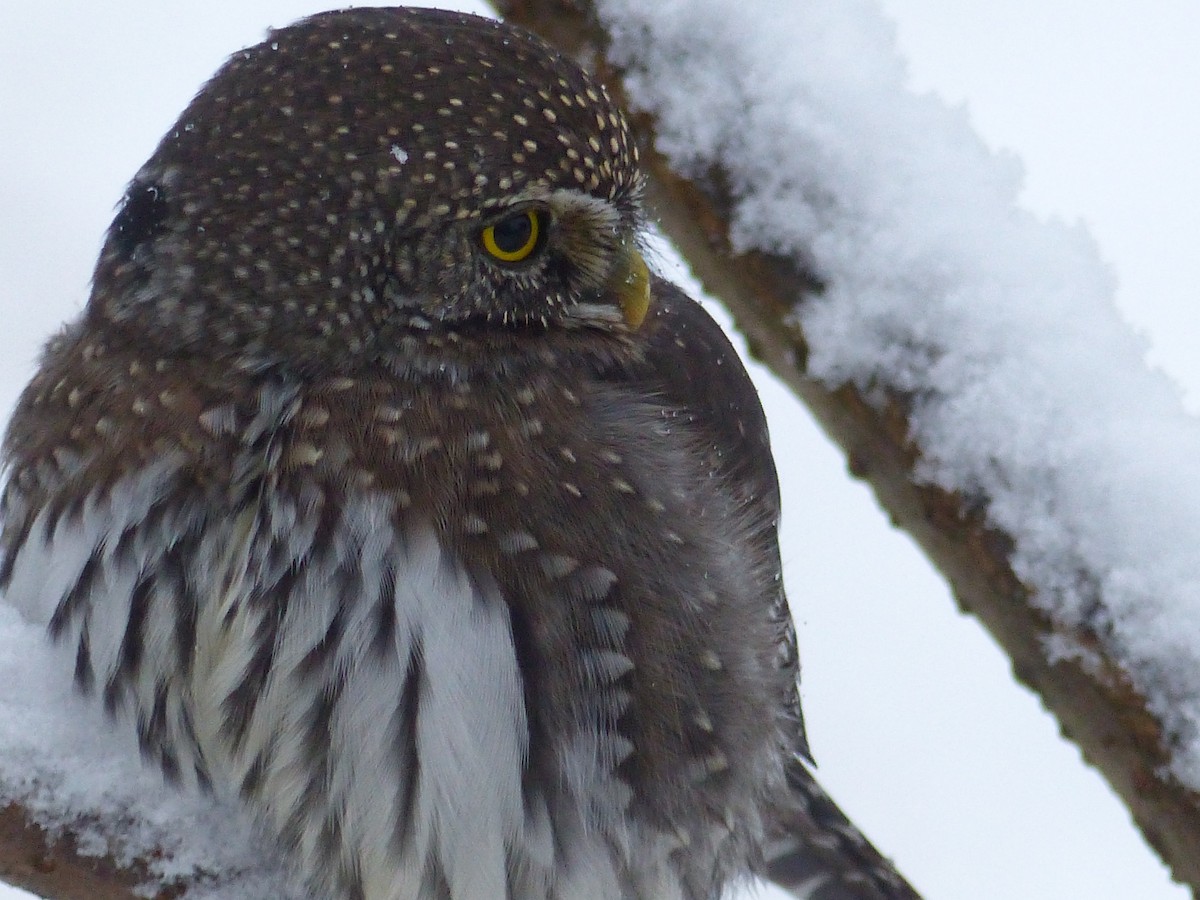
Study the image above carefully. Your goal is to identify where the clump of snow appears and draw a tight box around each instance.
[601,0,1200,784]
[0,606,303,899]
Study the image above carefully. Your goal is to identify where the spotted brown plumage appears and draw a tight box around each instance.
[0,7,919,900]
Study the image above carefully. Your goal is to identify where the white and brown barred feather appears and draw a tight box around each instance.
[1,8,919,900]
[1,329,778,899]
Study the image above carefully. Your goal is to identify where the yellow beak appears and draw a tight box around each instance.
[615,247,651,330]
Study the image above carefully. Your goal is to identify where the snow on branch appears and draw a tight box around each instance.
[0,609,303,899]
[493,0,1200,890]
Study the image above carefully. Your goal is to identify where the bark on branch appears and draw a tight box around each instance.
[492,0,1200,893]
[0,802,171,900]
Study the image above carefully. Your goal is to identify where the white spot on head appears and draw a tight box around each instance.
[476,451,503,471]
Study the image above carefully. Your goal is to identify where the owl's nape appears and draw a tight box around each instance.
[0,7,919,900]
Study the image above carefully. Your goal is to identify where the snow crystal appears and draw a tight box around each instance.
[600,0,1200,784]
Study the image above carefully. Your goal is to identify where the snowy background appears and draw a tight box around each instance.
[1,1,1198,898]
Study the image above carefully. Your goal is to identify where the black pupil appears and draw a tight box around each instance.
[492,212,534,253]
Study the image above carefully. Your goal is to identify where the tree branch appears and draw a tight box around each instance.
[0,802,169,900]
[491,0,1200,892]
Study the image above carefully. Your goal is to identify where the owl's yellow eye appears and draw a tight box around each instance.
[480,209,544,263]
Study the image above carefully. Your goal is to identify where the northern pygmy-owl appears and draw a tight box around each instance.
[1,8,918,900]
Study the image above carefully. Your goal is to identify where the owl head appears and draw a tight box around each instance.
[92,7,650,374]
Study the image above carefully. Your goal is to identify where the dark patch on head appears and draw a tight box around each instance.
[111,182,168,258]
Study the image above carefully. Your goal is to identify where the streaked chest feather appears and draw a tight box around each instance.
[1,373,784,900]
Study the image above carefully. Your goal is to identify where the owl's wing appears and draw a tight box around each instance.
[640,278,922,900]
[639,275,800,735]
[640,277,781,520]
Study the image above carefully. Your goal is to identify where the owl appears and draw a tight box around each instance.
[0,7,917,900]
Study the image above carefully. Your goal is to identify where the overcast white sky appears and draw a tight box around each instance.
[0,2,1197,899]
